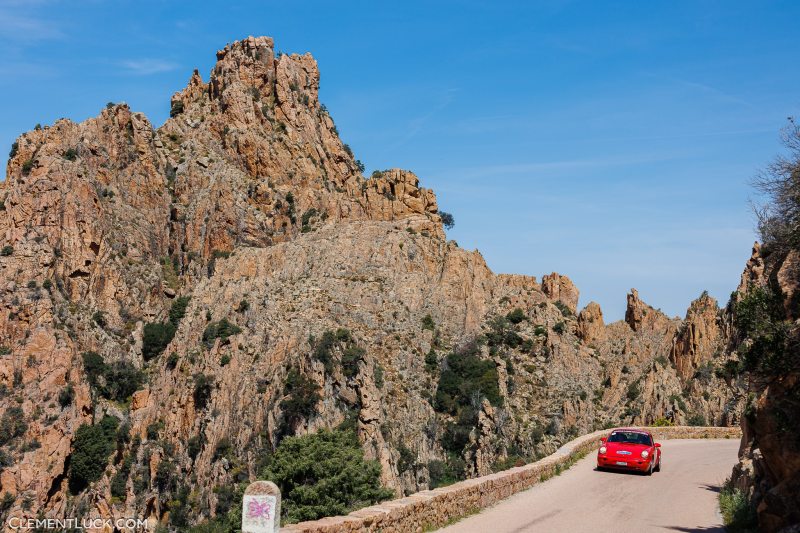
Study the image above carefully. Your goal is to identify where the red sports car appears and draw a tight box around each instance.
[596,428,661,475]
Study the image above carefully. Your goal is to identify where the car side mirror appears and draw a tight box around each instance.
[600,437,607,444]
[654,443,661,448]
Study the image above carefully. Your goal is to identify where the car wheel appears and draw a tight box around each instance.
[646,461,653,476]
[654,458,661,472]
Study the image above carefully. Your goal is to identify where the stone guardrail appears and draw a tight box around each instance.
[281,426,740,533]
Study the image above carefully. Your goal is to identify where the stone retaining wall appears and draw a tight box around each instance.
[282,426,741,533]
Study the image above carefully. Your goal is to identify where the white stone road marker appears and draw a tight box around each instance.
[242,480,281,533]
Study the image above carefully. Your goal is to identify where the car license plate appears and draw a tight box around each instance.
[615,461,628,466]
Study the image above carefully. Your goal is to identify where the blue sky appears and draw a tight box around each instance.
[2,1,798,320]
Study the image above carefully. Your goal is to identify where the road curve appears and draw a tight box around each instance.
[438,439,739,533]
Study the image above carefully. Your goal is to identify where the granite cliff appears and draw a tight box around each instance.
[0,37,746,529]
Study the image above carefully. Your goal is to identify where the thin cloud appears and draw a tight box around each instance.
[442,152,679,180]
[120,59,180,76]
[389,88,458,149]
[0,10,63,41]
[675,78,754,108]
[645,72,755,109]
[0,61,56,82]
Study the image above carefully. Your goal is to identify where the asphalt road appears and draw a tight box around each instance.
[438,439,740,533]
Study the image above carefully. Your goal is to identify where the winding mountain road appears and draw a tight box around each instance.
[438,439,739,533]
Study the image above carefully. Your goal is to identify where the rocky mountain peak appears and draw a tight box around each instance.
[541,272,579,312]
[577,301,606,344]
[624,288,661,331]
[669,292,720,380]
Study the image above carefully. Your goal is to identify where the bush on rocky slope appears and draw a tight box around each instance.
[725,118,800,531]
[81,351,144,402]
[143,296,192,360]
[719,478,758,532]
[434,339,501,415]
[278,367,321,439]
[68,415,120,493]
[263,429,394,523]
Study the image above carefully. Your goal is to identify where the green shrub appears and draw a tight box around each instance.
[143,322,177,361]
[311,329,366,378]
[546,418,561,435]
[21,159,34,175]
[553,321,566,334]
[81,351,143,402]
[236,299,249,313]
[68,415,119,493]
[168,296,191,324]
[506,308,526,324]
[425,348,438,373]
[219,354,230,367]
[213,438,232,462]
[187,435,204,460]
[0,245,13,256]
[312,331,336,372]
[694,362,714,381]
[428,456,466,489]
[434,340,501,416]
[520,338,534,352]
[687,413,707,426]
[0,492,14,515]
[397,443,416,474]
[58,384,74,408]
[214,484,237,515]
[263,429,394,523]
[9,142,18,159]
[734,285,794,377]
[341,345,365,378]
[146,420,164,440]
[193,373,214,410]
[92,310,106,328]
[626,381,641,401]
[485,316,523,349]
[301,208,318,228]
[421,314,435,331]
[188,488,243,532]
[170,100,184,117]
[554,300,573,318]
[82,351,105,386]
[0,449,11,471]
[531,424,545,444]
[439,211,455,230]
[62,148,78,161]
[0,407,27,446]
[374,364,384,388]
[202,318,242,349]
[110,442,138,499]
[278,368,321,438]
[719,479,757,531]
